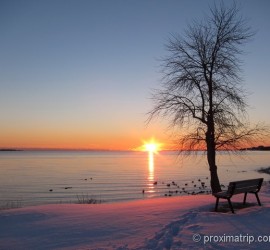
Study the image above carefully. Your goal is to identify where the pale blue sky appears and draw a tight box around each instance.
[0,0,269,149]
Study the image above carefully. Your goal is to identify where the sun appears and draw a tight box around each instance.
[145,143,158,153]
[141,139,162,153]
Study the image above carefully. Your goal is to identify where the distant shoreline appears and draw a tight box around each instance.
[240,146,270,151]
[0,149,23,152]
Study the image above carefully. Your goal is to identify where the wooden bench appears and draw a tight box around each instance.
[214,178,264,213]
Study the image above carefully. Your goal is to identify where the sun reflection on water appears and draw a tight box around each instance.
[147,151,155,193]
[148,152,154,180]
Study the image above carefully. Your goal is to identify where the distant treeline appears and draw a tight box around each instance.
[241,145,270,151]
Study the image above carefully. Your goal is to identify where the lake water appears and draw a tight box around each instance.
[0,150,270,207]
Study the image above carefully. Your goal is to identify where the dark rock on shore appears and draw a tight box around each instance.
[257,167,270,175]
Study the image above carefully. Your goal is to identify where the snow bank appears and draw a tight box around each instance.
[1,187,270,249]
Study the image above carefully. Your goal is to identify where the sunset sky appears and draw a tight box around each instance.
[1,0,270,150]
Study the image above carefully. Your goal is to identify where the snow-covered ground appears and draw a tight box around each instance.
[1,185,270,250]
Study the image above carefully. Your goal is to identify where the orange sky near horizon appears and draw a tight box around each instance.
[0,121,170,150]
[1,122,269,151]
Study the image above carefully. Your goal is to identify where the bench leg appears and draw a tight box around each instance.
[243,192,247,205]
[215,198,219,212]
[227,198,235,213]
[255,193,262,206]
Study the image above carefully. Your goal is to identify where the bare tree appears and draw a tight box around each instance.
[148,3,267,193]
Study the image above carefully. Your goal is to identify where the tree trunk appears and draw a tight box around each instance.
[206,71,222,194]
[206,125,222,194]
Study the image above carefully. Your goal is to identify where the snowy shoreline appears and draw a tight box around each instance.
[1,185,270,249]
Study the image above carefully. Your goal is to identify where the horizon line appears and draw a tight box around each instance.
[1,146,269,152]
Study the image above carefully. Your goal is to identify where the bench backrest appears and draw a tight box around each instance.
[227,178,264,195]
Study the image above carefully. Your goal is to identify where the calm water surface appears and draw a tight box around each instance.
[0,150,269,207]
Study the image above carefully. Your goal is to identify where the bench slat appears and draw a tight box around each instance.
[233,186,260,194]
[231,181,261,187]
